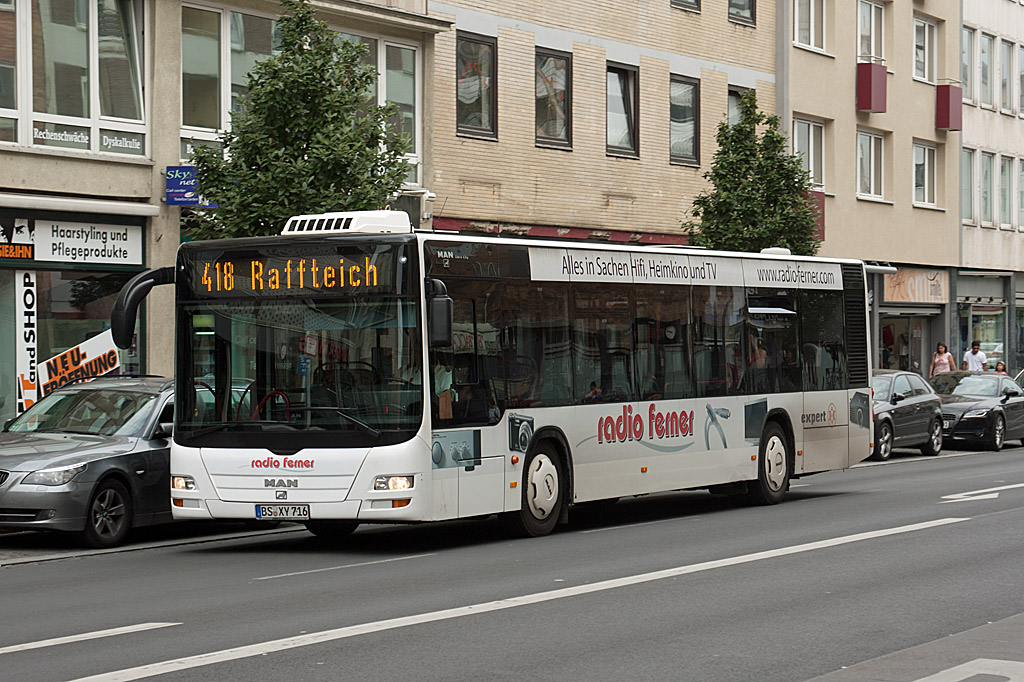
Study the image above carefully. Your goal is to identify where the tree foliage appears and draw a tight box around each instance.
[684,91,821,255]
[188,0,410,239]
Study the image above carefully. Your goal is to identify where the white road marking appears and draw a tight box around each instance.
[940,482,1024,504]
[69,517,968,682]
[255,553,436,580]
[0,623,180,656]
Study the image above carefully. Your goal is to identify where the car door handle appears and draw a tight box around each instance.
[135,470,146,476]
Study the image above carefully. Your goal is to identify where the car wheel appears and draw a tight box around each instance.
[745,421,789,505]
[987,414,1005,451]
[871,421,894,461]
[80,479,133,549]
[304,521,358,539]
[501,442,564,537]
[921,419,943,456]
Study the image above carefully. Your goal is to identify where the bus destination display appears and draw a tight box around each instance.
[182,244,408,298]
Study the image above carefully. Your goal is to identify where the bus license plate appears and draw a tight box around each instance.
[256,504,309,520]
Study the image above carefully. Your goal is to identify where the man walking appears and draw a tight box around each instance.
[962,340,989,371]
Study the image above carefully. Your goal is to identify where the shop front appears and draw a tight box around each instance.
[875,267,951,378]
[957,271,1012,373]
[0,209,145,425]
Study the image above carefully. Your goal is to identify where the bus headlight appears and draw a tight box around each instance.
[172,475,197,491]
[374,475,414,491]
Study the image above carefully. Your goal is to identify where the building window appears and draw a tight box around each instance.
[1019,159,1024,227]
[535,48,571,147]
[913,17,936,83]
[607,63,638,156]
[0,0,145,152]
[857,130,883,198]
[961,148,974,222]
[981,34,994,107]
[670,75,699,164]
[728,0,754,25]
[456,32,497,138]
[793,118,824,189]
[181,12,421,182]
[981,152,994,223]
[795,0,823,50]
[962,28,975,102]
[1001,156,1014,226]
[1019,45,1024,113]
[671,0,699,10]
[858,1,883,63]
[913,143,936,206]
[728,86,750,125]
[1002,41,1015,111]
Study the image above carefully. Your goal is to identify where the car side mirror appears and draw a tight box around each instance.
[153,422,173,439]
[1002,390,1020,402]
[892,392,905,403]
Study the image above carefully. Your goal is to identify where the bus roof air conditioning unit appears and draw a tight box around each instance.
[281,210,412,236]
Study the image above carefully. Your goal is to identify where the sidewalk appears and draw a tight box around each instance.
[809,612,1024,681]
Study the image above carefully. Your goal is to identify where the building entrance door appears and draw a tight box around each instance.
[880,316,927,375]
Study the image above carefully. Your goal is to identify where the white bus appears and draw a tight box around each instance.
[112,210,872,538]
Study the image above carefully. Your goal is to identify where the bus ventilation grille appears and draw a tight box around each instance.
[842,263,869,388]
[281,210,412,235]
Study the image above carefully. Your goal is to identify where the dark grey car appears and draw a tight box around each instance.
[931,371,1024,451]
[0,376,174,547]
[870,370,943,461]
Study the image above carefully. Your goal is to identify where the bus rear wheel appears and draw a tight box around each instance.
[503,444,563,538]
[746,421,789,505]
[304,520,358,539]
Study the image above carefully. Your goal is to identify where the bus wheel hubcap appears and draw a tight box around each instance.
[527,454,558,520]
[764,436,787,491]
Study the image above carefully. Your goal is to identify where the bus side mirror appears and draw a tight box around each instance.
[425,279,453,349]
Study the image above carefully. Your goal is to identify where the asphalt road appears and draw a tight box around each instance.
[3,446,1024,682]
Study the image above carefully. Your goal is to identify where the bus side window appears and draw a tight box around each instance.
[572,283,635,404]
[798,289,848,392]
[503,281,572,408]
[693,285,747,397]
[635,284,694,400]
[431,279,503,426]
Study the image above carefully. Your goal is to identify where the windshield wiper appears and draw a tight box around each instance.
[290,407,381,438]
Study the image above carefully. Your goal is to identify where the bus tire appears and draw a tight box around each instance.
[502,443,564,538]
[304,520,358,539]
[746,421,789,505]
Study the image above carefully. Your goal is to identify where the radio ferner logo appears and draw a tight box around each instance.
[597,404,695,444]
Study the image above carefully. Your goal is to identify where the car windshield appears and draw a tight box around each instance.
[931,374,1000,398]
[7,388,159,437]
[871,376,892,398]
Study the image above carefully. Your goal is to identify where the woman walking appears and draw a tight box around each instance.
[929,342,956,379]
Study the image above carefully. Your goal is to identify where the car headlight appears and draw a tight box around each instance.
[963,409,990,418]
[23,463,88,486]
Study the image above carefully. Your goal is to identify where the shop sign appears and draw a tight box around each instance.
[34,221,142,265]
[37,330,120,399]
[166,166,199,206]
[99,129,145,156]
[33,121,90,150]
[15,271,37,414]
[0,217,34,260]
[884,268,949,304]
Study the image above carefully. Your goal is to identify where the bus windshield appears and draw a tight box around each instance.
[174,238,422,449]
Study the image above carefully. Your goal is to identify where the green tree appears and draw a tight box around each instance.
[188,0,410,240]
[684,90,821,255]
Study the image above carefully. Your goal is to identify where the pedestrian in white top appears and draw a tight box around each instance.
[962,341,988,371]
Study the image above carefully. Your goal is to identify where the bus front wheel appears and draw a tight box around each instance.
[503,444,563,538]
[746,421,790,505]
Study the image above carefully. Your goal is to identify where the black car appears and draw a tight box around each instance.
[930,371,1024,451]
[870,370,943,461]
[0,377,174,547]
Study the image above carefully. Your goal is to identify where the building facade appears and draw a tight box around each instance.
[780,0,962,375]
[0,0,448,424]
[960,0,1024,374]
